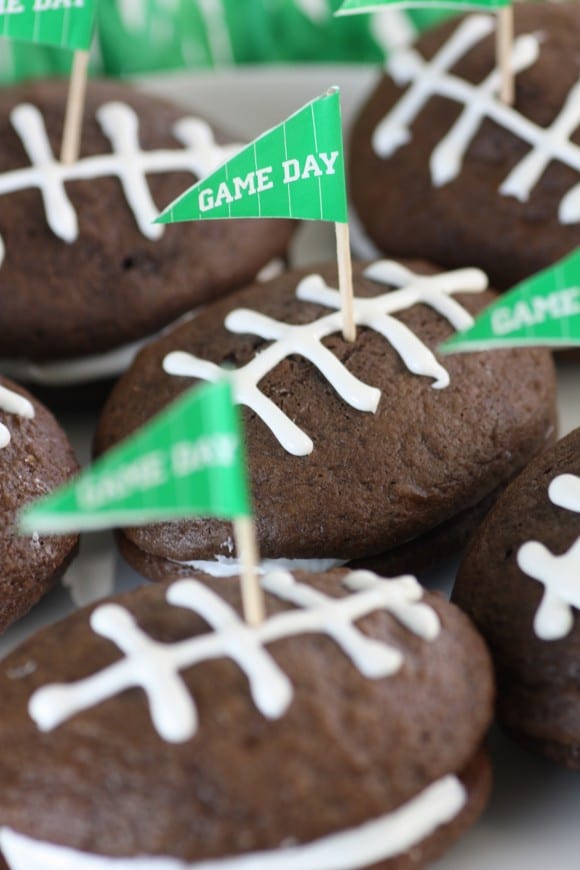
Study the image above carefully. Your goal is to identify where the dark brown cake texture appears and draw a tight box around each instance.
[0,79,295,389]
[0,568,494,868]
[95,258,557,582]
[0,376,78,631]
[350,3,580,292]
[453,428,580,769]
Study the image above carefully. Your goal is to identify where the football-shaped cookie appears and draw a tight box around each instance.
[0,568,493,868]
[0,79,295,391]
[94,258,557,581]
[350,4,579,291]
[0,376,78,631]
[453,428,580,767]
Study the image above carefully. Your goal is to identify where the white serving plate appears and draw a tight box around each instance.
[0,66,579,869]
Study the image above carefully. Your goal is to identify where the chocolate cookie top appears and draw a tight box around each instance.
[454,428,580,694]
[0,569,493,866]
[0,376,78,631]
[0,79,294,361]
[350,4,580,290]
[95,259,556,569]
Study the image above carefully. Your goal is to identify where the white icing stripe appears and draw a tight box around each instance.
[0,385,34,420]
[28,571,440,742]
[163,260,487,456]
[0,384,35,450]
[0,100,239,267]
[373,14,580,225]
[371,9,416,54]
[0,774,466,870]
[549,473,580,513]
[171,555,347,578]
[518,473,580,641]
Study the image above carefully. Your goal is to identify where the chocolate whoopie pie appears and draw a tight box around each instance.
[0,568,494,868]
[350,4,579,292]
[0,376,78,631]
[453,428,580,768]
[94,258,557,581]
[0,79,295,392]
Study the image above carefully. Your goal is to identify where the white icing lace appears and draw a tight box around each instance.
[373,15,580,224]
[0,100,239,267]
[29,570,440,743]
[163,260,487,455]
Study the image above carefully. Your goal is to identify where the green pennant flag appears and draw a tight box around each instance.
[335,0,509,13]
[155,87,348,224]
[0,0,97,52]
[440,249,580,354]
[20,380,251,535]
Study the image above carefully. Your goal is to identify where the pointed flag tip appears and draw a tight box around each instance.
[438,338,461,355]
[19,507,47,536]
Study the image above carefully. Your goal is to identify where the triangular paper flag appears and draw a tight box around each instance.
[440,249,580,353]
[336,0,509,12]
[0,0,97,52]
[21,380,251,535]
[155,87,348,224]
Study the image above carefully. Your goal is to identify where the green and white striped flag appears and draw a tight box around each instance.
[440,249,580,353]
[20,380,251,534]
[156,87,348,224]
[0,0,97,52]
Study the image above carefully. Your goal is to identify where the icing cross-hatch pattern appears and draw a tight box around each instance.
[29,570,440,743]
[373,14,580,224]
[164,260,488,455]
[0,100,240,267]
[518,473,580,641]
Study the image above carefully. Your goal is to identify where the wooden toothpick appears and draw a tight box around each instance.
[496,6,515,107]
[335,221,356,342]
[61,49,90,165]
[233,515,265,626]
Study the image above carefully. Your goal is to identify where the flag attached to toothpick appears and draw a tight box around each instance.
[0,0,96,51]
[156,88,348,224]
[440,249,580,353]
[21,379,265,626]
[0,0,99,165]
[156,86,355,342]
[335,0,514,105]
[21,380,250,533]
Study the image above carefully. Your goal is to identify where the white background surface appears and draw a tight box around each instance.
[0,66,579,869]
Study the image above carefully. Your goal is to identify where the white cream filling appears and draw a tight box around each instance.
[0,258,284,387]
[0,773,466,870]
[0,337,152,387]
[172,555,347,578]
[0,308,201,387]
